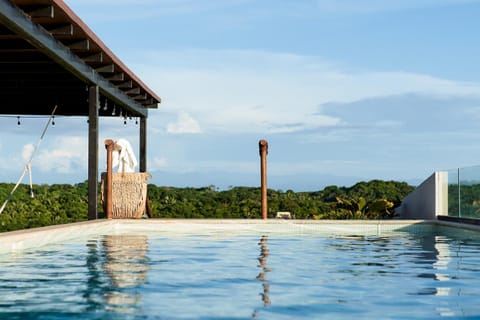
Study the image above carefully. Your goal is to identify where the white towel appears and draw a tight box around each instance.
[112,138,138,173]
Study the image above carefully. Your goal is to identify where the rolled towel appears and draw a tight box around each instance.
[112,138,138,173]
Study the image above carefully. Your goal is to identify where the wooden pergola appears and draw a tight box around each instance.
[0,0,161,219]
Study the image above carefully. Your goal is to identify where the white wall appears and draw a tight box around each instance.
[397,171,448,219]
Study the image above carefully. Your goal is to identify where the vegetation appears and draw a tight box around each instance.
[147,180,412,220]
[0,180,414,233]
[313,197,394,220]
[0,182,90,232]
[448,183,480,218]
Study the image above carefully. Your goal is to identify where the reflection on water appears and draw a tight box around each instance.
[412,234,460,317]
[85,239,105,312]
[103,235,149,313]
[85,235,150,314]
[328,233,467,317]
[413,235,454,296]
[103,235,149,288]
[252,235,271,318]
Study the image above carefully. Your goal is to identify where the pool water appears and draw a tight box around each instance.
[1,226,480,319]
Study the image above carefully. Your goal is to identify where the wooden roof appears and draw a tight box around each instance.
[0,0,161,117]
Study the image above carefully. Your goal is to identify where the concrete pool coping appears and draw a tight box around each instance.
[0,219,479,254]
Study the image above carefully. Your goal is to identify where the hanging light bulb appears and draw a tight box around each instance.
[52,116,55,127]
[103,100,108,111]
[17,116,20,126]
[124,116,127,127]
[111,105,116,116]
[135,118,138,125]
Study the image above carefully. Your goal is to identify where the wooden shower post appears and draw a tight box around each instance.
[104,139,115,219]
[259,140,269,220]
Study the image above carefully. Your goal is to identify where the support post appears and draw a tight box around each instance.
[139,117,152,218]
[259,139,268,220]
[104,139,115,219]
[88,86,99,220]
[140,117,147,172]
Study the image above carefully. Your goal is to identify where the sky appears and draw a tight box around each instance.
[2,0,480,191]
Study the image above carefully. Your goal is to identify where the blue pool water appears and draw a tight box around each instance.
[1,225,480,319]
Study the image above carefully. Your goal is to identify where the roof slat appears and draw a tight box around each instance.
[106,73,124,81]
[82,51,102,63]
[133,94,147,101]
[27,5,53,18]
[95,64,114,73]
[126,87,140,95]
[67,39,89,51]
[48,23,73,36]
[117,80,133,89]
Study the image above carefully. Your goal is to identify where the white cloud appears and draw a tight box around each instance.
[34,137,88,174]
[134,49,480,135]
[166,111,201,134]
[22,144,34,162]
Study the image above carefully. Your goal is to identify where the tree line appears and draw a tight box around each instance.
[0,180,414,232]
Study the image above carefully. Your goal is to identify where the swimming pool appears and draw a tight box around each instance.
[0,220,479,319]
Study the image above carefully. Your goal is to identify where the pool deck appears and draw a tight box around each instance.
[0,219,479,254]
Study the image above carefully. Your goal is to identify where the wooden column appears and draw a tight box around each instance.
[140,117,147,172]
[104,139,115,219]
[259,139,268,220]
[88,86,99,220]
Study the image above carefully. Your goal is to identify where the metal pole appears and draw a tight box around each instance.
[259,139,268,220]
[458,167,461,217]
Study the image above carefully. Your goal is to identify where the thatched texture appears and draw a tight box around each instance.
[101,172,151,219]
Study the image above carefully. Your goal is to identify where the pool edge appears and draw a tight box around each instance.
[0,219,478,254]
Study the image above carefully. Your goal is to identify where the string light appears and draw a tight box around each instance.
[0,114,66,125]
[123,116,127,127]
[103,100,108,111]
[111,105,116,116]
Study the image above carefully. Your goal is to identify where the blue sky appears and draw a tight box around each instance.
[2,0,480,191]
